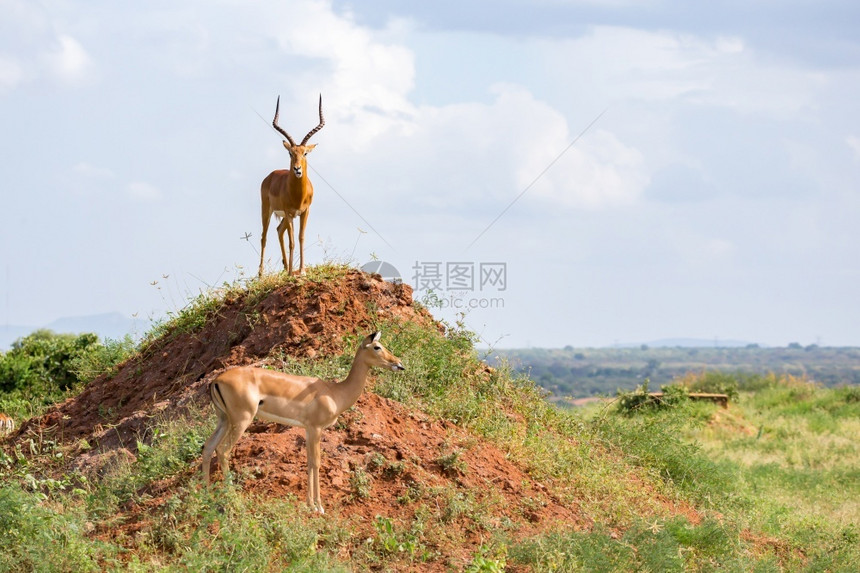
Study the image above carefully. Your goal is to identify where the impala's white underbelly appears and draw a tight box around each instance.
[257,411,305,428]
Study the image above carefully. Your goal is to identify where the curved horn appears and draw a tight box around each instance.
[272,96,296,146]
[300,94,325,145]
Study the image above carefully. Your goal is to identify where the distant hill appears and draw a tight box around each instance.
[1,312,147,350]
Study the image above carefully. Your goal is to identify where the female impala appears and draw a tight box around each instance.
[202,332,404,513]
[258,95,325,277]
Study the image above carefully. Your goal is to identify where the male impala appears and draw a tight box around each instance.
[202,332,404,513]
[258,95,325,277]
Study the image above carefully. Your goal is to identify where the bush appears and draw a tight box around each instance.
[0,330,136,418]
[616,380,689,415]
[0,330,101,393]
[676,371,740,401]
[840,385,860,404]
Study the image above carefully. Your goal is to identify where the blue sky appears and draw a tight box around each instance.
[1,0,858,348]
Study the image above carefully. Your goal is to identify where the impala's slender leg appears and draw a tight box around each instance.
[305,426,324,513]
[298,207,310,275]
[286,218,297,275]
[202,413,229,481]
[276,216,291,274]
[259,198,271,278]
[215,415,254,479]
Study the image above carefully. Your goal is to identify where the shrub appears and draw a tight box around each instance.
[0,330,100,393]
[616,380,689,415]
[350,467,373,500]
[841,385,860,404]
[676,370,740,401]
[0,330,135,418]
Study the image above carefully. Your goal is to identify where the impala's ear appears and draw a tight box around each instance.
[362,331,381,347]
[305,144,317,153]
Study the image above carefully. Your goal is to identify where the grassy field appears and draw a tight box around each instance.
[572,376,860,571]
[1,267,858,571]
[688,380,860,558]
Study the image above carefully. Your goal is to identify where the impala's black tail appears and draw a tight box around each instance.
[209,381,228,415]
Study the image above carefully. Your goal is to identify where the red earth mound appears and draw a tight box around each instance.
[3,267,707,569]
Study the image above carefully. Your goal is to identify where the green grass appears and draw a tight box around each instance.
[660,376,860,570]
[511,517,761,573]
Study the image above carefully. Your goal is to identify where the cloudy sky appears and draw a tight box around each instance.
[1,0,858,348]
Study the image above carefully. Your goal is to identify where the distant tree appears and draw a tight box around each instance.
[640,344,649,351]
[788,342,803,350]
[642,358,661,378]
[548,362,568,378]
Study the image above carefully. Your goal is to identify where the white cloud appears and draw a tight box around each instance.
[264,3,417,149]
[236,5,649,212]
[45,35,93,83]
[542,26,824,117]
[316,82,648,213]
[526,128,649,209]
[0,1,93,91]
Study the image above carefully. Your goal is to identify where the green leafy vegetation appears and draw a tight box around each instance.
[0,329,135,418]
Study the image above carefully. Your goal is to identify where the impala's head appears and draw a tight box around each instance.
[282,142,316,178]
[359,331,405,371]
[272,94,325,179]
